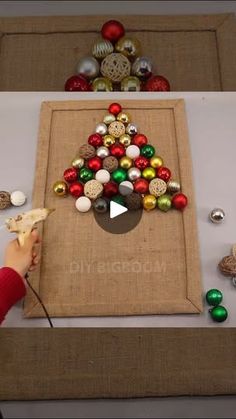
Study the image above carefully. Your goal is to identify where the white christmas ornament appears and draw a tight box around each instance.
[95,169,110,184]
[126,145,140,159]
[119,181,134,196]
[10,190,26,207]
[75,196,92,213]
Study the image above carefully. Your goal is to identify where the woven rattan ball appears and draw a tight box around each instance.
[101,53,131,83]
[125,192,142,210]
[149,178,167,197]
[0,191,11,210]
[108,121,126,138]
[84,179,103,200]
[79,144,96,159]
[103,156,119,173]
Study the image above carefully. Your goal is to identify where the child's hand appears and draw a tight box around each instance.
[4,230,41,278]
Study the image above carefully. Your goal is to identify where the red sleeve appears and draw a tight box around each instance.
[0,267,26,324]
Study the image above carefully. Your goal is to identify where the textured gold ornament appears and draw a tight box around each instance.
[150,156,164,169]
[108,121,126,138]
[53,181,68,197]
[92,77,113,92]
[103,134,116,147]
[149,178,167,198]
[120,76,141,92]
[103,113,116,125]
[119,133,131,147]
[142,167,156,180]
[92,38,114,59]
[84,179,103,200]
[119,156,133,170]
[117,112,131,124]
[71,156,84,169]
[143,194,157,211]
[115,36,141,59]
[100,53,131,83]
[167,180,181,194]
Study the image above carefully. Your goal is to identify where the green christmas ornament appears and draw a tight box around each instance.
[210,305,228,323]
[157,194,172,212]
[206,289,223,306]
[111,195,125,206]
[141,144,155,158]
[112,168,127,183]
[79,167,94,182]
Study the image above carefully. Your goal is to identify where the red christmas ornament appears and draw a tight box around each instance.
[64,75,91,92]
[110,143,125,158]
[103,181,119,198]
[87,156,102,172]
[88,133,103,148]
[172,193,188,210]
[69,182,84,197]
[101,20,125,43]
[132,134,148,148]
[64,167,78,183]
[145,75,170,92]
[157,166,171,182]
[134,156,149,170]
[133,178,149,194]
[108,102,122,115]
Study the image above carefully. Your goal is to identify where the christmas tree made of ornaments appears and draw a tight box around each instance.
[65,20,170,92]
[53,103,187,214]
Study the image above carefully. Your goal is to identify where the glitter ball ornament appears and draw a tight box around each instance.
[126,123,138,136]
[132,56,153,79]
[76,56,100,80]
[119,181,134,196]
[65,75,91,92]
[64,167,78,183]
[92,77,113,92]
[143,194,156,211]
[157,167,171,182]
[119,133,131,147]
[145,75,170,92]
[209,208,225,224]
[79,167,94,182]
[109,103,122,115]
[69,182,84,198]
[110,143,125,158]
[79,143,96,159]
[88,133,103,148]
[149,178,167,197]
[157,194,172,212]
[132,134,148,148]
[92,38,114,59]
[121,76,141,92]
[112,168,127,183]
[95,122,108,136]
[103,156,119,172]
[141,144,155,158]
[128,167,141,182]
[206,289,223,307]
[134,178,149,194]
[97,146,110,159]
[210,305,228,323]
[150,156,163,169]
[103,135,116,147]
[53,181,68,197]
[101,53,131,83]
[108,121,126,138]
[103,113,116,125]
[115,36,141,59]
[93,197,108,213]
[119,156,132,170]
[71,157,84,169]
[103,181,119,198]
[0,191,11,209]
[87,156,102,172]
[125,192,142,210]
[167,180,180,194]
[134,156,149,170]
[142,167,156,180]
[84,179,103,200]
[172,193,188,210]
[10,191,26,207]
[101,20,125,43]
[95,169,110,184]
[117,112,131,124]
[75,196,92,213]
[126,145,140,159]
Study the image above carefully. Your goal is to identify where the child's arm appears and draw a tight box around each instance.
[0,230,40,324]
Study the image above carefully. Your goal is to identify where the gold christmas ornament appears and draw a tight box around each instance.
[150,156,164,169]
[100,53,131,83]
[92,77,113,92]
[71,156,84,169]
[115,36,141,59]
[103,134,116,147]
[119,133,131,147]
[53,181,68,197]
[149,178,167,198]
[143,194,157,211]
[108,121,126,138]
[119,156,133,170]
[92,38,114,59]
[103,113,116,125]
[117,112,131,124]
[167,180,181,194]
[142,167,156,180]
[121,76,141,92]
[84,179,103,200]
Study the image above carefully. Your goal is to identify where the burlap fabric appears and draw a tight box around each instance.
[24,99,202,318]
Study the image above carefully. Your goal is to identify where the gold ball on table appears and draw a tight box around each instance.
[92,38,114,59]
[71,156,84,169]
[142,167,156,180]
[103,134,116,147]
[119,133,132,147]
[150,156,164,169]
[143,194,157,211]
[100,53,131,83]
[53,181,68,197]
[92,77,113,92]
[108,121,126,138]
[121,76,141,92]
[115,36,141,59]
[117,112,131,124]
[119,156,133,170]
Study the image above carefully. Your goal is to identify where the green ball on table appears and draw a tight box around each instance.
[111,195,125,206]
[140,144,155,158]
[111,168,127,183]
[79,167,94,182]
[206,289,223,306]
[210,305,228,323]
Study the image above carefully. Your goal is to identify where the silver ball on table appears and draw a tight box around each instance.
[96,146,110,159]
[209,208,225,224]
[76,56,100,80]
[95,122,108,136]
[126,123,138,136]
[127,167,141,181]
[132,56,153,79]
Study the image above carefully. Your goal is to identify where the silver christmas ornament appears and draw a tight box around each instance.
[76,56,100,80]
[96,146,110,159]
[126,123,138,136]
[132,56,153,79]
[127,167,141,181]
[95,122,108,136]
[103,113,116,125]
[167,180,181,194]
[209,208,225,224]
[93,197,108,213]
[92,38,114,59]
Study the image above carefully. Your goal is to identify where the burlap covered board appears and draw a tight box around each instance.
[24,99,202,318]
[0,14,235,91]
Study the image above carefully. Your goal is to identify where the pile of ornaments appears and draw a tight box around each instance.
[0,190,27,210]
[53,103,187,215]
[65,20,170,92]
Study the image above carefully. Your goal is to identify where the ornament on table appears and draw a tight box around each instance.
[79,167,94,182]
[64,75,91,92]
[109,103,122,115]
[103,134,116,147]
[76,56,100,80]
[53,181,68,197]
[121,76,141,92]
[88,133,103,148]
[69,182,84,197]
[126,123,138,136]
[101,20,125,43]
[84,179,103,200]
[0,191,12,210]
[92,38,114,59]
[115,36,141,59]
[75,196,92,213]
[144,75,170,92]
[97,146,110,159]
[157,194,172,212]
[10,191,27,207]
[93,197,109,213]
[125,192,142,210]
[119,181,134,196]
[95,122,108,136]
[167,180,180,194]
[108,121,126,138]
[71,157,84,169]
[103,113,116,125]
[92,77,113,92]
[101,53,131,83]
[64,167,78,183]
[119,134,132,147]
[209,208,225,224]
[210,305,228,323]
[132,134,148,148]
[172,193,188,211]
[103,156,119,172]
[206,289,223,307]
[117,112,131,125]
[218,244,236,287]
[79,143,96,159]
[132,56,153,79]
[206,288,228,323]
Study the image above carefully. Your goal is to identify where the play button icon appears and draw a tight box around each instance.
[110,201,128,219]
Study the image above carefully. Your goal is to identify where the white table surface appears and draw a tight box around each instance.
[0,92,235,328]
